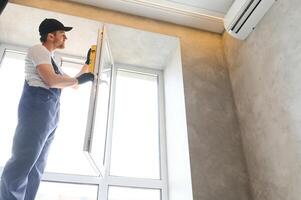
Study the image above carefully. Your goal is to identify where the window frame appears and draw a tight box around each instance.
[0,42,169,200]
[83,28,113,176]
[100,63,169,200]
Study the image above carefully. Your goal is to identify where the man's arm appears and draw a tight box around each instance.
[37,64,78,88]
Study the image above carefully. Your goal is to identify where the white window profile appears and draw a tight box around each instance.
[0,27,170,199]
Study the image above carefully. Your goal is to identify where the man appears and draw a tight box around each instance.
[0,18,94,200]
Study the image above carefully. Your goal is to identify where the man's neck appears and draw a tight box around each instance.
[42,42,55,52]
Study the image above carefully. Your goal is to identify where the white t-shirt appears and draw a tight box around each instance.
[25,44,63,89]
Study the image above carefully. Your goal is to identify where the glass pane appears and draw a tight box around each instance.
[110,70,160,179]
[108,186,161,200]
[45,60,96,176]
[0,50,25,167]
[36,182,98,200]
[88,41,112,173]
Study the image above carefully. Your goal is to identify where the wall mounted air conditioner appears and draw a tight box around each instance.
[224,0,275,40]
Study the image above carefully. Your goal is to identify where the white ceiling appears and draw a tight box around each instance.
[69,0,235,33]
[167,0,234,13]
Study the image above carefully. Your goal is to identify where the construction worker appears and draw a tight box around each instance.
[0,18,94,200]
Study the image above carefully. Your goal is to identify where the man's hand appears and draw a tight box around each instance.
[85,48,91,65]
[76,72,94,84]
[81,64,89,74]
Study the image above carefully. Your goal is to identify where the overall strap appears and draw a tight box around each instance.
[51,57,62,75]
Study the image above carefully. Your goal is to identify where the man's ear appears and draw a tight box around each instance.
[48,33,54,41]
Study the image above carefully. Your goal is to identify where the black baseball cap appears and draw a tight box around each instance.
[39,18,73,35]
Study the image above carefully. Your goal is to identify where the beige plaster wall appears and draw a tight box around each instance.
[223,0,301,199]
[9,0,251,199]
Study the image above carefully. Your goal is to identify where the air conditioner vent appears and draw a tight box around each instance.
[224,0,275,40]
[231,0,262,33]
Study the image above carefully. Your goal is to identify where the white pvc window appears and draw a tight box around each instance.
[110,70,160,179]
[83,35,113,176]
[0,27,168,200]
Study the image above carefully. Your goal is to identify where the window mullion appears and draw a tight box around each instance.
[98,177,108,200]
[107,176,165,189]
[158,71,169,200]
[42,172,101,185]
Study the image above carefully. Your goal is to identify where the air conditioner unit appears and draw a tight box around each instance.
[224,0,275,40]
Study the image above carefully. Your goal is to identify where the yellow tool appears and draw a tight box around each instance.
[88,45,97,73]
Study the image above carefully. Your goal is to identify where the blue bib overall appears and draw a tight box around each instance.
[0,58,61,200]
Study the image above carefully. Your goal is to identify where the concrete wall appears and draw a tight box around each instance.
[10,1,251,199]
[223,0,301,200]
